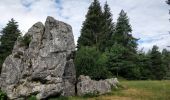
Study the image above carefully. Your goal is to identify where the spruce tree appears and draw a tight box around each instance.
[108,10,139,79]
[99,2,115,51]
[162,49,170,79]
[77,0,103,49]
[149,45,166,80]
[0,18,21,72]
[137,50,152,79]
[114,10,137,52]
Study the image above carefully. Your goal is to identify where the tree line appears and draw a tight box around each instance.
[75,0,170,80]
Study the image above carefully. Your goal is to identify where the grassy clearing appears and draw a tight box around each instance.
[93,80,170,100]
[49,80,170,100]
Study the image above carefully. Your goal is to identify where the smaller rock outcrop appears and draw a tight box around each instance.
[77,75,119,96]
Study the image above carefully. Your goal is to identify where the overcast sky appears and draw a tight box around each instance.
[0,0,169,51]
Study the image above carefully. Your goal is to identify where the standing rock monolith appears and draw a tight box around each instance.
[0,16,76,100]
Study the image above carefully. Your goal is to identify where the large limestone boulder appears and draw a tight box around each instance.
[0,16,76,99]
[77,75,119,96]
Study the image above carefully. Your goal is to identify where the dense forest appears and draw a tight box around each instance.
[75,0,170,80]
[0,0,170,81]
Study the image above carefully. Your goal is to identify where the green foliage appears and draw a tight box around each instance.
[28,95,37,100]
[113,10,137,52]
[95,9,139,80]
[0,18,21,73]
[99,2,114,51]
[76,1,144,80]
[106,44,140,80]
[149,45,166,80]
[76,1,170,80]
[105,44,127,77]
[0,90,7,100]
[75,46,111,80]
[77,0,103,49]
[77,0,114,52]
[162,49,170,79]
[136,52,152,80]
[107,10,139,80]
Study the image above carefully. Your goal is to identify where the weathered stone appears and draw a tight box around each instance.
[0,16,76,100]
[77,75,119,96]
[106,78,119,89]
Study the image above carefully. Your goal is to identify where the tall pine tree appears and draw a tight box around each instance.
[113,10,137,52]
[149,45,166,80]
[77,0,103,49]
[162,49,170,79]
[108,10,139,79]
[99,2,114,51]
[0,18,21,72]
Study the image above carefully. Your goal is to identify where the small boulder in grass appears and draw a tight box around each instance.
[77,75,120,96]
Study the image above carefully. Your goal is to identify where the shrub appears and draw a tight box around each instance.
[0,90,7,100]
[28,95,37,100]
[74,46,111,80]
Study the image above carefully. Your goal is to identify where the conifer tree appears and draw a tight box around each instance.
[162,49,170,79]
[99,2,115,51]
[114,10,137,52]
[149,45,166,80]
[108,10,139,79]
[75,46,111,80]
[77,0,103,49]
[0,18,21,72]
[137,50,152,79]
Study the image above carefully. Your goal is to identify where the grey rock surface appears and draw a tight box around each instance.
[77,75,119,96]
[0,16,76,100]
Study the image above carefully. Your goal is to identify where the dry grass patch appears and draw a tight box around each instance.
[123,88,153,97]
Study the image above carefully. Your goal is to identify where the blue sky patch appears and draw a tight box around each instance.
[21,0,33,8]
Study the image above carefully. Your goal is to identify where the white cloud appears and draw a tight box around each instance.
[0,0,169,51]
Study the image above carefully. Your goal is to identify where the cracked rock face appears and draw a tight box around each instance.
[0,16,76,99]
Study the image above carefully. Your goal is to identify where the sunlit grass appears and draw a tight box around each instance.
[92,80,170,100]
